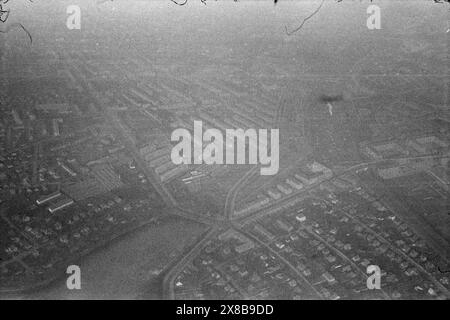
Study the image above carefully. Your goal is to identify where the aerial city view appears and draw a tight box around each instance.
[0,0,448,300]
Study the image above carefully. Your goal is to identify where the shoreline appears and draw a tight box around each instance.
[0,213,182,298]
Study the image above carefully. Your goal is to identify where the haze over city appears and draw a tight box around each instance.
[0,0,448,300]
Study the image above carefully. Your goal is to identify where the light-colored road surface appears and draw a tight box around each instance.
[162,227,220,299]
[224,165,260,219]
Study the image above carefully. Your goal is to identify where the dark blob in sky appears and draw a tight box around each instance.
[318,94,344,103]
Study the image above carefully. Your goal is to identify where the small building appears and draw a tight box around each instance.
[286,178,303,190]
[48,197,74,213]
[36,191,61,205]
[295,214,306,223]
[267,189,281,200]
[277,184,292,195]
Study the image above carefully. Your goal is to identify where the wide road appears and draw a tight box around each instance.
[224,165,260,219]
[162,227,221,299]
[235,154,450,225]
